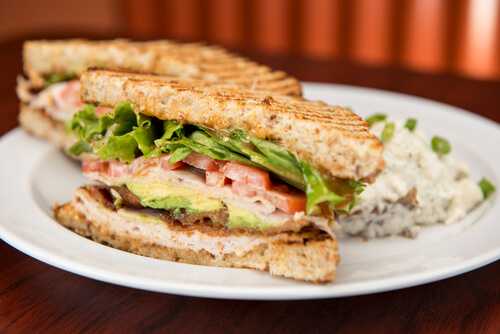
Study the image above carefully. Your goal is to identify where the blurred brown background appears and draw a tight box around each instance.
[1,2,500,331]
[1,0,499,81]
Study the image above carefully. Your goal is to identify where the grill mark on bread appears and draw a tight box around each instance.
[85,74,370,129]
[23,39,302,96]
[93,72,368,127]
[81,69,384,180]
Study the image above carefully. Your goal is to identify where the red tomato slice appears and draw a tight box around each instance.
[272,183,290,193]
[222,162,272,189]
[263,186,306,214]
[183,152,219,171]
[82,159,109,174]
[159,155,185,171]
[231,181,258,197]
[205,171,228,187]
[231,180,306,214]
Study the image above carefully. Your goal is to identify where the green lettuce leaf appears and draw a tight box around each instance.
[247,136,304,189]
[299,161,345,215]
[67,140,91,156]
[131,124,156,156]
[96,133,138,162]
[201,129,305,189]
[68,102,157,163]
[67,104,112,142]
[157,120,183,142]
[168,147,192,164]
[187,131,253,164]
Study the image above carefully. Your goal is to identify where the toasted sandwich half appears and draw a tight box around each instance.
[54,69,384,282]
[17,39,301,150]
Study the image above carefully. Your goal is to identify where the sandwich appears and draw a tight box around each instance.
[17,39,302,149]
[54,69,384,282]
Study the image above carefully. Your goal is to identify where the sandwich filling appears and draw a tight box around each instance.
[17,76,108,123]
[71,186,321,257]
[68,102,365,234]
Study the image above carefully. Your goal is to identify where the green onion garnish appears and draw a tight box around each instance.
[479,178,496,199]
[44,73,76,86]
[366,113,387,127]
[431,136,451,156]
[381,122,395,143]
[404,118,417,132]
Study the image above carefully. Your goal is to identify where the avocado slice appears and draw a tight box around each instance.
[127,182,223,213]
[226,204,271,230]
[126,181,271,230]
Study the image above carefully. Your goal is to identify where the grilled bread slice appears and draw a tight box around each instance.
[23,39,301,96]
[18,104,74,149]
[54,186,339,283]
[81,69,384,181]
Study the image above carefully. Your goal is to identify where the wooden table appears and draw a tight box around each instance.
[1,39,499,333]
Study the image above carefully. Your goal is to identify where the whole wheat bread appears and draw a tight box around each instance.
[23,39,301,96]
[81,69,384,181]
[54,187,339,283]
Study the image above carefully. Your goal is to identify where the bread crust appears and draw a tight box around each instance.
[23,39,301,96]
[81,69,384,181]
[54,188,339,283]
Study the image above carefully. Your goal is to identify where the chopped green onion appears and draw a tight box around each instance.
[479,178,496,199]
[431,136,451,156]
[366,113,387,127]
[404,118,417,132]
[381,122,395,143]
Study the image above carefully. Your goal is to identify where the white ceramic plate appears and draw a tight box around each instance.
[1,83,499,300]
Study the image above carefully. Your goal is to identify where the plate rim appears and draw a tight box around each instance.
[1,82,499,300]
[1,215,499,300]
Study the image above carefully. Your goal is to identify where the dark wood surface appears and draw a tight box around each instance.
[0,38,499,334]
